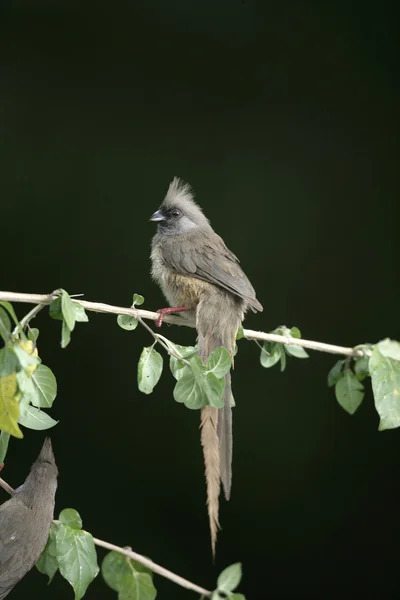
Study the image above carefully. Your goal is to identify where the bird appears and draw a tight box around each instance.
[0,438,58,598]
[150,177,263,555]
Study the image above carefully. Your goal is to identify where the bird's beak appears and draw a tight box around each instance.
[150,210,165,222]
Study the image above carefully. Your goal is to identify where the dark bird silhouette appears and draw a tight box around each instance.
[0,438,58,598]
[150,177,262,555]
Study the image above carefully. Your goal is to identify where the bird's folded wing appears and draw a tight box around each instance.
[161,231,263,311]
[0,499,31,575]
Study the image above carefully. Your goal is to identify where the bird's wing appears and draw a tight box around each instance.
[161,231,263,311]
[0,499,32,577]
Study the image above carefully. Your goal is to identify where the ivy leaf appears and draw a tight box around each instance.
[49,298,63,321]
[59,508,83,530]
[61,321,71,348]
[132,294,145,306]
[119,571,157,600]
[74,305,89,323]
[285,344,309,358]
[289,326,301,338]
[173,372,207,409]
[28,328,40,342]
[36,523,59,583]
[0,306,11,343]
[18,403,58,431]
[60,289,76,331]
[217,562,242,592]
[31,365,57,408]
[0,301,19,326]
[137,347,163,394]
[102,550,152,594]
[189,356,225,408]
[377,338,400,361]
[117,314,139,331]
[335,368,364,414]
[169,345,197,380]
[230,594,246,600]
[279,346,287,372]
[13,340,39,371]
[0,431,11,464]
[0,346,19,376]
[0,373,23,438]
[236,326,244,340]
[16,370,40,407]
[56,522,99,600]
[354,355,370,381]
[260,342,281,368]
[327,360,344,387]
[206,347,232,378]
[370,341,400,430]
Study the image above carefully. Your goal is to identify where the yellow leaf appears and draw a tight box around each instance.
[18,339,39,377]
[0,373,23,438]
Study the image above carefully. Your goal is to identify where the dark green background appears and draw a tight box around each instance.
[1,1,399,598]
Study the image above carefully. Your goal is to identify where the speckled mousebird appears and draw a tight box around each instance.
[150,177,263,555]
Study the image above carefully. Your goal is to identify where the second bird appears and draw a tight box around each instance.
[150,177,263,555]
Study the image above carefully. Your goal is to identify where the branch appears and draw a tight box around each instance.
[0,290,365,357]
[0,477,212,597]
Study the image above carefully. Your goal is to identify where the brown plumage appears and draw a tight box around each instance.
[150,177,262,556]
[0,438,58,598]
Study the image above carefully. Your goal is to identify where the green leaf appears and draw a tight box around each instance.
[119,571,157,600]
[376,338,400,361]
[289,326,301,339]
[36,523,59,583]
[279,346,287,372]
[327,360,344,387]
[189,356,225,408]
[335,368,364,414]
[354,355,370,381]
[18,404,58,430]
[17,370,40,407]
[285,344,309,358]
[59,508,83,530]
[13,341,40,370]
[74,305,89,322]
[56,523,99,600]
[230,594,246,600]
[0,301,19,326]
[173,373,207,410]
[0,431,10,464]
[0,307,12,343]
[260,342,281,368]
[0,346,19,376]
[137,347,163,394]
[217,563,242,592]
[370,342,400,430]
[132,294,145,306]
[61,321,71,348]
[117,314,139,331]
[101,550,152,593]
[206,347,232,378]
[28,328,40,342]
[236,326,244,340]
[60,290,76,331]
[31,365,57,408]
[49,298,63,321]
[0,373,23,438]
[169,345,197,380]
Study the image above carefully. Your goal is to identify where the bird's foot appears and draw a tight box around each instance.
[155,306,188,327]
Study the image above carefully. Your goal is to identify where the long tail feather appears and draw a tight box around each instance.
[218,373,233,500]
[200,405,220,558]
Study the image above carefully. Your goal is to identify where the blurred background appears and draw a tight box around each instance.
[1,0,399,597]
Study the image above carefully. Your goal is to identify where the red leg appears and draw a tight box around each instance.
[0,463,4,472]
[155,306,189,328]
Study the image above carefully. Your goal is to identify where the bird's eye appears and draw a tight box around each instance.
[171,209,181,218]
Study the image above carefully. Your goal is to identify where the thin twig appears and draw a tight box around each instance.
[0,478,211,597]
[92,537,212,597]
[0,290,365,357]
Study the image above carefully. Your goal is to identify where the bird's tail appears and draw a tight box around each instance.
[197,300,238,557]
